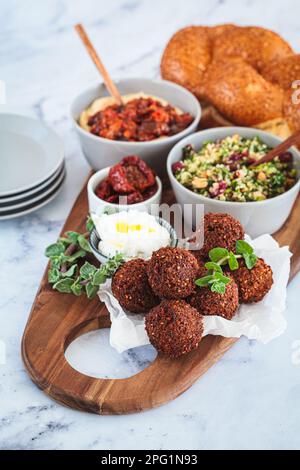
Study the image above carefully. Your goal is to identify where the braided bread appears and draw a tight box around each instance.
[204,57,283,126]
[161,24,299,135]
[161,26,211,100]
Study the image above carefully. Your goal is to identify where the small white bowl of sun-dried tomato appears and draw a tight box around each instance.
[87,156,162,215]
[71,78,201,177]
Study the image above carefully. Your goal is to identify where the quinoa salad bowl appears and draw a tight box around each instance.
[167,127,300,237]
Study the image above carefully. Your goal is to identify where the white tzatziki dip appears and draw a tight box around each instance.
[92,210,171,260]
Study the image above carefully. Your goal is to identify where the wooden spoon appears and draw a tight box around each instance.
[75,23,123,106]
[252,129,300,166]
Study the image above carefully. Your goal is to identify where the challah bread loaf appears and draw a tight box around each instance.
[261,54,300,89]
[246,26,294,70]
[207,23,239,40]
[212,27,263,69]
[212,26,293,71]
[283,87,300,132]
[160,24,241,101]
[203,57,284,126]
[161,23,298,135]
[160,26,211,100]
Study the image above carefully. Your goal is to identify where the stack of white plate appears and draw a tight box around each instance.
[0,113,65,220]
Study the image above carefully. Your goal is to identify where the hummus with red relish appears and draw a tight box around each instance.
[79,92,193,142]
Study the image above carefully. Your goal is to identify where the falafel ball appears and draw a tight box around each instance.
[112,259,159,313]
[145,299,204,358]
[189,275,239,320]
[147,247,199,299]
[194,213,245,259]
[195,258,208,278]
[232,257,273,303]
[189,250,207,271]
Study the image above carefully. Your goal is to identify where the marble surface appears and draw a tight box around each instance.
[1,0,300,450]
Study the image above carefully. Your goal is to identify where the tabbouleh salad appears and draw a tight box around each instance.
[172,135,297,202]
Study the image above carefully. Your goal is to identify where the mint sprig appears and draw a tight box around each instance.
[195,239,258,295]
[45,215,124,299]
[236,239,258,269]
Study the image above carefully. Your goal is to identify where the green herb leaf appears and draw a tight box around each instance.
[214,272,231,284]
[50,256,63,269]
[211,282,226,294]
[236,239,253,255]
[46,224,123,299]
[78,235,92,253]
[71,281,83,296]
[65,231,79,244]
[92,269,107,286]
[53,278,74,293]
[208,247,229,263]
[45,242,65,258]
[62,264,78,278]
[228,251,239,270]
[86,215,94,232]
[65,249,86,263]
[86,282,99,299]
[58,237,73,246]
[109,253,125,268]
[243,252,258,269]
[195,275,214,287]
[48,267,61,284]
[204,261,223,273]
[93,255,125,286]
[80,262,97,280]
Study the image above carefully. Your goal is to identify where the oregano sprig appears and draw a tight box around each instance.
[45,215,124,299]
[195,239,258,295]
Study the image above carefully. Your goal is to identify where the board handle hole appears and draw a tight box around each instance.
[64,317,157,379]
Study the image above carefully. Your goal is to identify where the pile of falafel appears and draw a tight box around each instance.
[111,213,274,359]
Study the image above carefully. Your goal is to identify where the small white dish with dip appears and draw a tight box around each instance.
[90,210,177,263]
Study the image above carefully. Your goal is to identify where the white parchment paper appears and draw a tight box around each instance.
[98,234,292,353]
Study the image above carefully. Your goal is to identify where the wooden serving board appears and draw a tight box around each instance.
[22,176,300,415]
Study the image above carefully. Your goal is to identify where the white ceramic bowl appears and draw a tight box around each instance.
[167,127,300,238]
[87,168,162,215]
[71,78,201,177]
